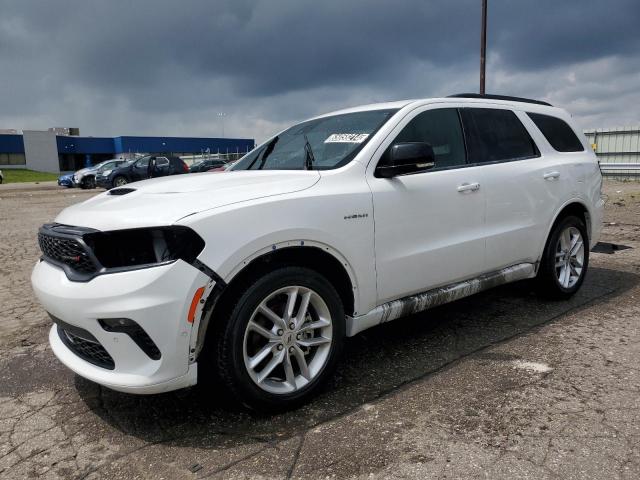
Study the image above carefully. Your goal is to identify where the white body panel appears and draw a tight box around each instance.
[364,102,486,303]
[32,259,209,393]
[31,97,604,394]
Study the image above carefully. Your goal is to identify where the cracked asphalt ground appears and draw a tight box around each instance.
[1,181,639,479]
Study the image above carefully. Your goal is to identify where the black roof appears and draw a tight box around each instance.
[447,93,552,107]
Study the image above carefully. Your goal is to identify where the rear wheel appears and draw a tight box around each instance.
[113,176,128,187]
[537,215,589,299]
[211,267,345,412]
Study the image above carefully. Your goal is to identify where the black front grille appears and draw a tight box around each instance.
[57,325,115,370]
[38,232,97,274]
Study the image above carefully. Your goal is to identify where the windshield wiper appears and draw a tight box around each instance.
[303,134,315,170]
[249,136,278,170]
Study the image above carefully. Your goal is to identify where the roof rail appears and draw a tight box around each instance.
[447,93,552,107]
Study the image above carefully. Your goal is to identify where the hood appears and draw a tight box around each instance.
[55,170,321,231]
[75,165,101,177]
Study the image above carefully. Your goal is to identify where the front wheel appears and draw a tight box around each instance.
[212,267,345,412]
[80,176,96,189]
[113,176,128,188]
[537,215,589,299]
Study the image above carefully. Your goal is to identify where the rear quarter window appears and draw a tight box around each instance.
[526,112,584,152]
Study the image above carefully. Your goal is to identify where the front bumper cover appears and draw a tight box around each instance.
[32,258,211,394]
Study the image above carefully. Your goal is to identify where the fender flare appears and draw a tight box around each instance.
[537,198,592,264]
[191,239,361,359]
[224,239,358,291]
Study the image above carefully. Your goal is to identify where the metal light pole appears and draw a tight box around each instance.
[480,0,487,94]
[217,112,227,138]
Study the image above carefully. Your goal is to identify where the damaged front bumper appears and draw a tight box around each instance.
[32,258,211,394]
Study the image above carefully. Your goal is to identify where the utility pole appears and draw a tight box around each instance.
[480,0,487,94]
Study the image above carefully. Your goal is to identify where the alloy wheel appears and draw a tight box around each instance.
[243,286,333,394]
[555,226,584,288]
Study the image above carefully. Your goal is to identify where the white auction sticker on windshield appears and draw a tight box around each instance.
[324,133,369,144]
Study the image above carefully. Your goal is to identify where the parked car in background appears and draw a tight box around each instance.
[32,94,603,411]
[73,159,130,189]
[208,159,239,172]
[57,173,74,188]
[0,170,3,184]
[189,159,227,173]
[96,154,188,189]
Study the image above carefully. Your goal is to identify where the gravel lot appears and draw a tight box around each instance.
[0,180,639,479]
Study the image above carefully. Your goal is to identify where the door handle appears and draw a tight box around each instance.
[457,182,480,193]
[543,171,560,180]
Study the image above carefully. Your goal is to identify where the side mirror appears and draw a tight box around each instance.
[376,142,436,178]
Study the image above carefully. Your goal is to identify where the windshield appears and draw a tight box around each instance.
[92,161,109,170]
[97,161,117,171]
[232,109,397,171]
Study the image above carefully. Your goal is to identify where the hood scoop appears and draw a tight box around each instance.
[109,188,136,196]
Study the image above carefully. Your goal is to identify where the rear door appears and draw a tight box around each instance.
[155,156,171,176]
[368,106,486,304]
[460,107,567,270]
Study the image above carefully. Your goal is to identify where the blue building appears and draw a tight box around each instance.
[0,130,254,173]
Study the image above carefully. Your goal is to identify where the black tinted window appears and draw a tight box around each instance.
[461,108,539,163]
[381,108,466,169]
[527,112,584,152]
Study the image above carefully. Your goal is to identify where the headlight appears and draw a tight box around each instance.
[83,226,205,270]
[102,169,112,177]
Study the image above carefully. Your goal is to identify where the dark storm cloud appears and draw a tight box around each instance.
[491,0,640,70]
[1,0,639,140]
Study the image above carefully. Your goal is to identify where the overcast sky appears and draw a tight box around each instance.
[1,0,639,142]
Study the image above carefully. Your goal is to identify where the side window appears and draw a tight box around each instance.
[156,157,170,166]
[526,112,584,152]
[135,157,150,168]
[460,108,539,163]
[380,108,466,169]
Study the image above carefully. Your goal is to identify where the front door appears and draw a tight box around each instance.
[131,156,151,181]
[368,107,486,305]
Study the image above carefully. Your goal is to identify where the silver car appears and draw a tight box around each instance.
[73,159,128,189]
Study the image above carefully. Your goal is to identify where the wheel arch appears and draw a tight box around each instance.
[539,199,591,263]
[195,242,358,360]
[228,243,355,314]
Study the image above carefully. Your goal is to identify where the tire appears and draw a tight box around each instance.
[81,176,96,189]
[537,215,589,299]
[210,267,345,412]
[113,176,128,187]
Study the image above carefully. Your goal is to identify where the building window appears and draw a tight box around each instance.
[0,153,26,165]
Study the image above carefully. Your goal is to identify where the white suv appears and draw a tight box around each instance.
[32,94,603,410]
